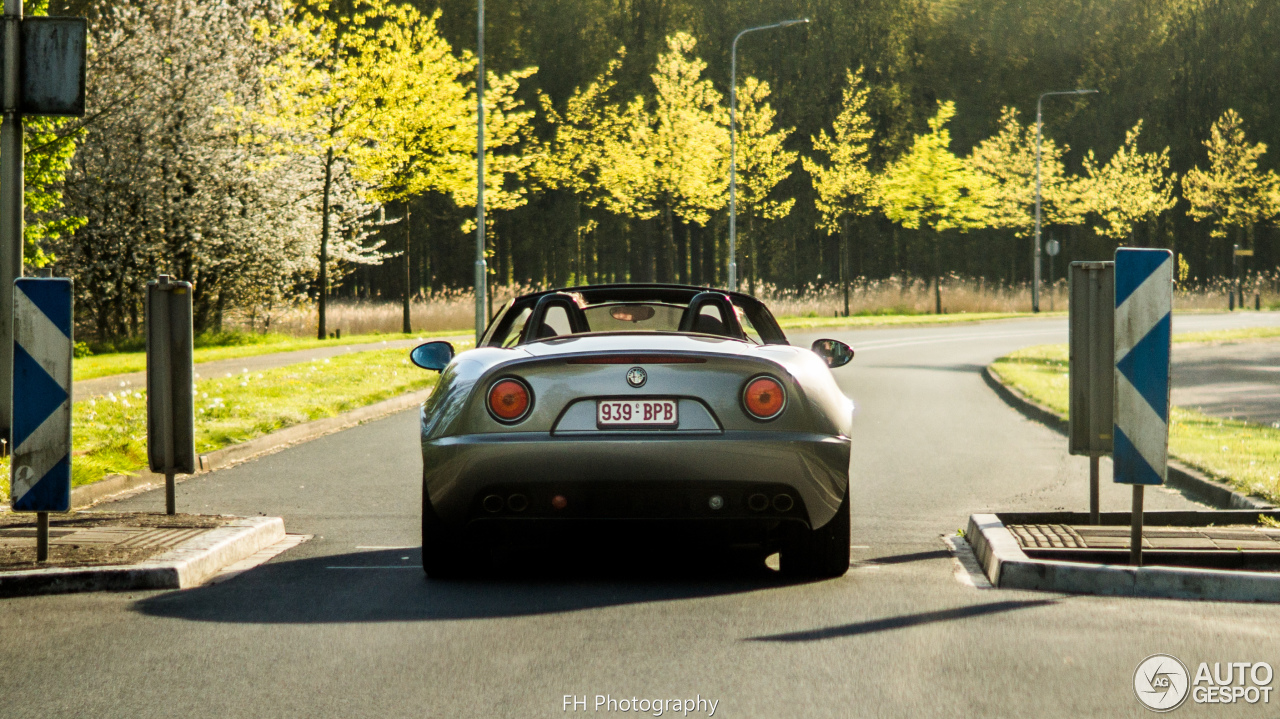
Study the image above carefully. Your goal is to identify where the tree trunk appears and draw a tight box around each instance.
[933,230,942,315]
[841,215,850,317]
[402,203,412,334]
[318,147,333,340]
[658,206,675,283]
[747,214,758,297]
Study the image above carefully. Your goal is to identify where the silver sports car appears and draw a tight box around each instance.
[410,284,855,578]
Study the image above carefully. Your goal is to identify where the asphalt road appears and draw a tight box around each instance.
[4,312,1280,718]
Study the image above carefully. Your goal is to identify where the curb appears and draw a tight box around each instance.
[0,516,285,597]
[967,511,1280,603]
[982,365,1273,510]
[65,387,433,509]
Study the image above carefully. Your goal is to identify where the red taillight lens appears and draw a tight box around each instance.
[488,379,531,421]
[743,376,785,420]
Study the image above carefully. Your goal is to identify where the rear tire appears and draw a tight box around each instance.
[780,489,850,579]
[422,487,477,579]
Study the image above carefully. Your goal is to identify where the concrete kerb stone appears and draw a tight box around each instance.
[0,516,285,597]
[967,512,1280,603]
[60,386,434,510]
[982,365,1273,510]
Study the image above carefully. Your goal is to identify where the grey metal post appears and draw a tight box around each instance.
[1089,457,1100,525]
[1033,89,1096,313]
[1068,261,1114,524]
[474,0,486,343]
[1131,485,1144,566]
[147,275,195,515]
[728,18,807,293]
[0,0,23,453]
[36,510,47,561]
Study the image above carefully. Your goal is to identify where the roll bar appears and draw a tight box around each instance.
[519,292,590,343]
[677,291,747,340]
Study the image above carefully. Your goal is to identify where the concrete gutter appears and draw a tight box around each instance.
[0,516,284,597]
[65,387,433,509]
[968,511,1280,603]
[982,365,1273,510]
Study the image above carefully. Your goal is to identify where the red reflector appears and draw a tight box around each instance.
[488,379,530,421]
[566,355,707,364]
[744,377,785,419]
[551,495,568,510]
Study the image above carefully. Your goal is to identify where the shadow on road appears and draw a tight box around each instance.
[132,546,798,624]
[745,599,1059,643]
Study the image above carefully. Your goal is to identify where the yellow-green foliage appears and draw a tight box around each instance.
[1,349,437,503]
[991,341,1280,502]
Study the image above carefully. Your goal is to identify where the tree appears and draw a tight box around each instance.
[1182,109,1280,246]
[877,101,993,314]
[57,0,357,339]
[605,32,728,283]
[801,68,876,312]
[255,0,402,338]
[732,76,796,296]
[969,106,1086,237]
[1079,120,1177,243]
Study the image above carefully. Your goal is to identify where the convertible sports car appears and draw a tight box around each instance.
[410,284,855,578]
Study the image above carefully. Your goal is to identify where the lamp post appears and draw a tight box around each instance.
[729,17,808,293]
[1033,88,1096,312]
[474,0,487,343]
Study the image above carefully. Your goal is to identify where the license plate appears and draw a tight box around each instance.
[596,399,678,427]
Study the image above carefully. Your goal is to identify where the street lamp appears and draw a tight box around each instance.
[474,0,487,343]
[1033,88,1096,312]
[728,17,808,293]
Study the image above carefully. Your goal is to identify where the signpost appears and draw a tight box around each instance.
[1068,261,1113,524]
[0,1,87,453]
[10,276,71,561]
[146,275,196,515]
[1112,248,1173,567]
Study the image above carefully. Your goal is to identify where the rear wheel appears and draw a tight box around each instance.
[780,489,850,579]
[422,488,478,579]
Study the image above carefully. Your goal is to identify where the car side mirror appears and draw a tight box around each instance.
[811,339,854,368]
[410,341,455,371]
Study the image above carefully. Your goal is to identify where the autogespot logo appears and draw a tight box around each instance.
[1135,654,1190,712]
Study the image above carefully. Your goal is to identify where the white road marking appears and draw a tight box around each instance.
[942,535,992,589]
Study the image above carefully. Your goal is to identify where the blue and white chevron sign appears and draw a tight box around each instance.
[1113,248,1173,486]
[11,277,73,512]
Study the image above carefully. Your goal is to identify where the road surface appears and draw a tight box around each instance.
[4,312,1280,718]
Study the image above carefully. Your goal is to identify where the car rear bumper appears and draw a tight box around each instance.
[422,431,850,529]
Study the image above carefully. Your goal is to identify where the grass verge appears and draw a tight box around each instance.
[990,339,1280,503]
[73,328,468,382]
[2,348,438,504]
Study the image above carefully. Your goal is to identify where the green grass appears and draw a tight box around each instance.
[990,341,1280,503]
[776,311,1066,330]
[73,328,470,382]
[1,348,439,503]
[1172,326,1280,344]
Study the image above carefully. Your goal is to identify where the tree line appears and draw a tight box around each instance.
[26,0,1280,339]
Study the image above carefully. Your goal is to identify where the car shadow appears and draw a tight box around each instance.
[132,546,801,625]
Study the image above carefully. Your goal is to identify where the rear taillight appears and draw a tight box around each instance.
[743,376,785,420]
[487,378,531,422]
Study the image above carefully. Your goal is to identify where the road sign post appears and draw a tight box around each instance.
[1113,248,1173,567]
[0,4,86,454]
[146,275,196,515]
[1068,261,1114,524]
[11,277,72,561]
